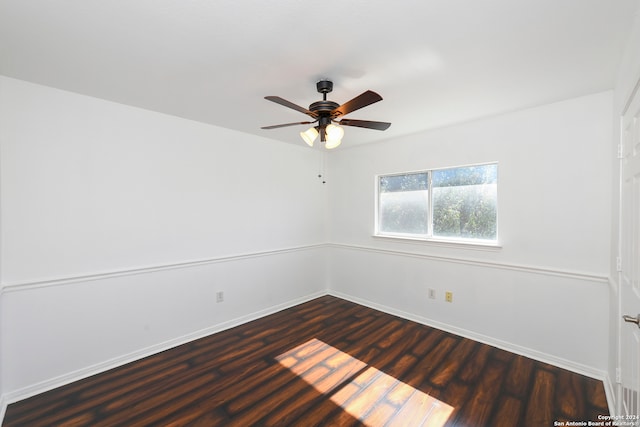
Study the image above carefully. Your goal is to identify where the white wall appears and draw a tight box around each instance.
[0,76,327,399]
[0,75,617,409]
[327,92,613,377]
[0,77,327,284]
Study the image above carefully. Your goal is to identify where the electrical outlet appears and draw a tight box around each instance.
[216,291,224,303]
[428,289,436,299]
[445,291,453,303]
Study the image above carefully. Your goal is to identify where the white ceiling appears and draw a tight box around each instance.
[1,0,638,148]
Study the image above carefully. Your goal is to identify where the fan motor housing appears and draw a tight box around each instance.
[309,100,339,115]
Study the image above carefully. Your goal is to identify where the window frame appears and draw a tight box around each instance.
[374,162,499,247]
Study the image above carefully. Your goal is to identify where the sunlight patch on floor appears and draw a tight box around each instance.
[276,338,454,426]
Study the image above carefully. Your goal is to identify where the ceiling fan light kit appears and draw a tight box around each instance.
[325,123,344,137]
[262,80,391,149]
[300,127,319,147]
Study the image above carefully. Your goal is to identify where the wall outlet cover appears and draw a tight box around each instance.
[445,291,453,303]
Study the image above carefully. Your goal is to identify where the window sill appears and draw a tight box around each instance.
[372,234,502,251]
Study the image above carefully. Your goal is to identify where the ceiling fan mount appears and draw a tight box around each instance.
[315,79,334,95]
[261,79,391,149]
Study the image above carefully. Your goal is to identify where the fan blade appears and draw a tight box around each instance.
[331,90,383,117]
[264,96,317,117]
[261,121,314,130]
[339,119,391,130]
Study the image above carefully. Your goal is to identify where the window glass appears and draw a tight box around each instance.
[378,173,429,236]
[377,164,498,244]
[432,164,497,240]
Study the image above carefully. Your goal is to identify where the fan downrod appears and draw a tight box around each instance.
[310,79,338,115]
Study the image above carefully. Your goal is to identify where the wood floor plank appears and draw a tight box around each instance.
[263,355,367,425]
[440,381,472,425]
[454,357,508,427]
[94,372,220,427]
[340,368,397,421]
[407,336,458,389]
[163,410,229,427]
[4,342,198,423]
[585,375,609,410]
[457,344,492,383]
[386,353,419,382]
[225,376,314,426]
[490,396,523,427]
[503,354,534,398]
[430,338,476,388]
[411,328,447,358]
[388,391,439,426]
[362,400,398,426]
[524,369,556,427]
[555,369,586,419]
[2,295,610,427]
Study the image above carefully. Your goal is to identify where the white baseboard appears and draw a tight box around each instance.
[0,394,7,426]
[2,290,326,408]
[328,289,608,382]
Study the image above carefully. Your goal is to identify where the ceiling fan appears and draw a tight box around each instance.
[261,80,391,149]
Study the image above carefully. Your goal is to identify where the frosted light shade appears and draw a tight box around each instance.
[326,124,344,140]
[325,124,343,149]
[300,127,318,147]
[325,138,342,149]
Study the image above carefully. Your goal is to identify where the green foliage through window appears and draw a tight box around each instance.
[380,173,428,193]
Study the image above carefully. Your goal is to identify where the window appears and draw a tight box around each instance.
[376,163,498,244]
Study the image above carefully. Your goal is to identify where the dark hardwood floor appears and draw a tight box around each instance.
[3,295,609,426]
